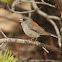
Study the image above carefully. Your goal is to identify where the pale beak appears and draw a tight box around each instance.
[19,19,23,22]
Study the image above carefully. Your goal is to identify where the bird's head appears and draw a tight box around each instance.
[19,17,33,24]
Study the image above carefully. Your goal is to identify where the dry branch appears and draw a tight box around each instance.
[0,38,62,55]
[0,30,8,50]
[28,59,61,62]
[0,30,7,38]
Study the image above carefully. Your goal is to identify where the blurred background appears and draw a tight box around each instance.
[0,0,61,61]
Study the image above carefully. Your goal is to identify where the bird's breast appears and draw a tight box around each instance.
[21,23,40,38]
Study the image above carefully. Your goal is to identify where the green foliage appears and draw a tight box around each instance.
[0,50,18,62]
[1,0,10,3]
[0,0,14,4]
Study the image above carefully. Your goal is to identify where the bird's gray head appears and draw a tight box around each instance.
[19,17,33,24]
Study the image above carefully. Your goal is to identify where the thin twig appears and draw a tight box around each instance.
[0,43,4,48]
[28,59,61,62]
[0,30,7,38]
[28,12,32,18]
[11,0,21,10]
[0,30,7,48]
[36,2,55,8]
[42,47,49,53]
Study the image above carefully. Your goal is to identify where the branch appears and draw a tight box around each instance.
[28,59,61,62]
[0,38,62,55]
[36,1,55,8]
[32,0,61,48]
[9,9,35,14]
[0,30,7,38]
[0,30,7,49]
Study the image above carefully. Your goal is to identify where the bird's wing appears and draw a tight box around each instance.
[28,21,58,38]
[28,21,50,35]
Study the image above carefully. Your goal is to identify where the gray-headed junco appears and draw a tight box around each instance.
[19,17,58,39]
[19,17,61,52]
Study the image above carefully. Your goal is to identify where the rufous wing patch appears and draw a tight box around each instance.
[29,21,38,26]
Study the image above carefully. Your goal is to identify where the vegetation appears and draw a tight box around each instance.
[0,50,18,62]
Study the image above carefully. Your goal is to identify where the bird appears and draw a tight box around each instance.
[19,17,59,40]
[19,17,61,51]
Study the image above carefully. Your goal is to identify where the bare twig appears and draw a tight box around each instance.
[0,38,62,55]
[42,47,49,53]
[11,0,21,10]
[32,0,61,48]
[0,30,7,38]
[0,30,7,48]
[0,43,4,48]
[36,1,55,8]
[28,59,61,62]
[10,9,35,14]
[48,16,60,20]
[19,56,31,61]
[28,12,32,18]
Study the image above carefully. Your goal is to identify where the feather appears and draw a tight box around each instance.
[28,22,59,38]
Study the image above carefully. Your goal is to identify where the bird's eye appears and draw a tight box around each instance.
[23,18,26,21]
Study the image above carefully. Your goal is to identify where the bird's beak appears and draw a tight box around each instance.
[19,19,23,22]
